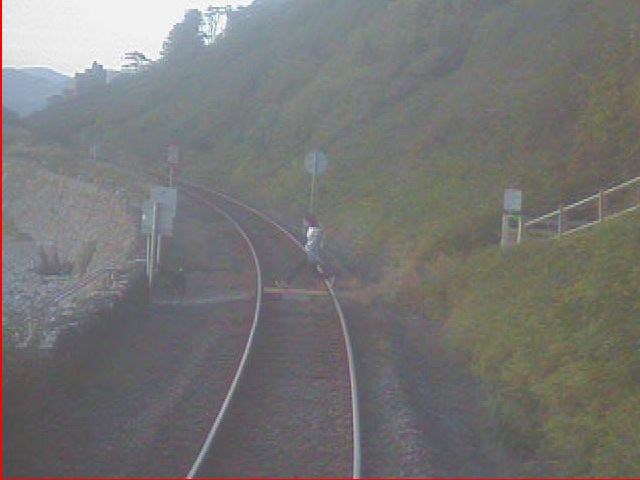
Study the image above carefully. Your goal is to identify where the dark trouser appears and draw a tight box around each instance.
[285,258,326,285]
[174,272,186,295]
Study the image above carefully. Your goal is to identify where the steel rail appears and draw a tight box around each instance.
[182,188,264,479]
[121,168,265,478]
[179,179,362,479]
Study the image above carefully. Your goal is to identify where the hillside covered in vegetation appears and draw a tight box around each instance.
[31,0,640,263]
[27,0,640,475]
[440,212,640,475]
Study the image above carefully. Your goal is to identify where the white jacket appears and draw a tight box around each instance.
[304,226,323,262]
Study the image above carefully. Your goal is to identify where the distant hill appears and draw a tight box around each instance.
[2,67,72,117]
[19,67,70,85]
[2,106,22,127]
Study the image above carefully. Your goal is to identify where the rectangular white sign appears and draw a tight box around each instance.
[150,186,178,218]
[142,187,178,236]
[503,189,522,212]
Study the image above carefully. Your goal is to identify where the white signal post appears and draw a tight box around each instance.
[305,150,328,214]
[142,186,178,290]
[310,153,317,213]
[149,202,158,287]
[501,188,523,248]
[167,144,180,187]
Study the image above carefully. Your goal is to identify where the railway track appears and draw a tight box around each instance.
[180,183,361,478]
[5,167,360,478]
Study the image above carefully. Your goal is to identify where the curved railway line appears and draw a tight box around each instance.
[5,170,361,478]
[179,182,362,478]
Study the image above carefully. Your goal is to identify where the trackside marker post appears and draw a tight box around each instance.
[142,186,178,289]
[305,150,328,215]
[501,188,523,247]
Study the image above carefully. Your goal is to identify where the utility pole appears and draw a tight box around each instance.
[167,143,180,188]
[146,234,152,278]
[156,234,163,270]
[305,150,328,215]
[149,202,158,288]
[204,6,231,44]
[309,151,318,214]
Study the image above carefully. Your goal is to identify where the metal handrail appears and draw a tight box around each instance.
[48,263,117,306]
[604,175,640,194]
[523,176,640,236]
[562,204,640,237]
[525,208,561,227]
[563,191,601,211]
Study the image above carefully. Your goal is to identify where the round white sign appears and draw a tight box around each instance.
[305,150,328,175]
[167,144,180,165]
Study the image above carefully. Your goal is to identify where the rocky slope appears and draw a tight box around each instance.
[2,158,137,348]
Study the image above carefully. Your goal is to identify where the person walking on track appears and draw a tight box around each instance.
[277,213,334,288]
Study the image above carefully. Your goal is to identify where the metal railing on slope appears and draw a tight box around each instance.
[48,264,119,306]
[522,176,640,242]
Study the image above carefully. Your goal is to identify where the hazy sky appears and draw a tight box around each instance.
[3,0,252,76]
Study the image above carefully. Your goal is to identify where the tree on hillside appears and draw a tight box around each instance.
[203,6,232,44]
[123,51,151,73]
[161,9,205,63]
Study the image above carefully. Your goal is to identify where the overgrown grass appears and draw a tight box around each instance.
[437,212,640,475]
